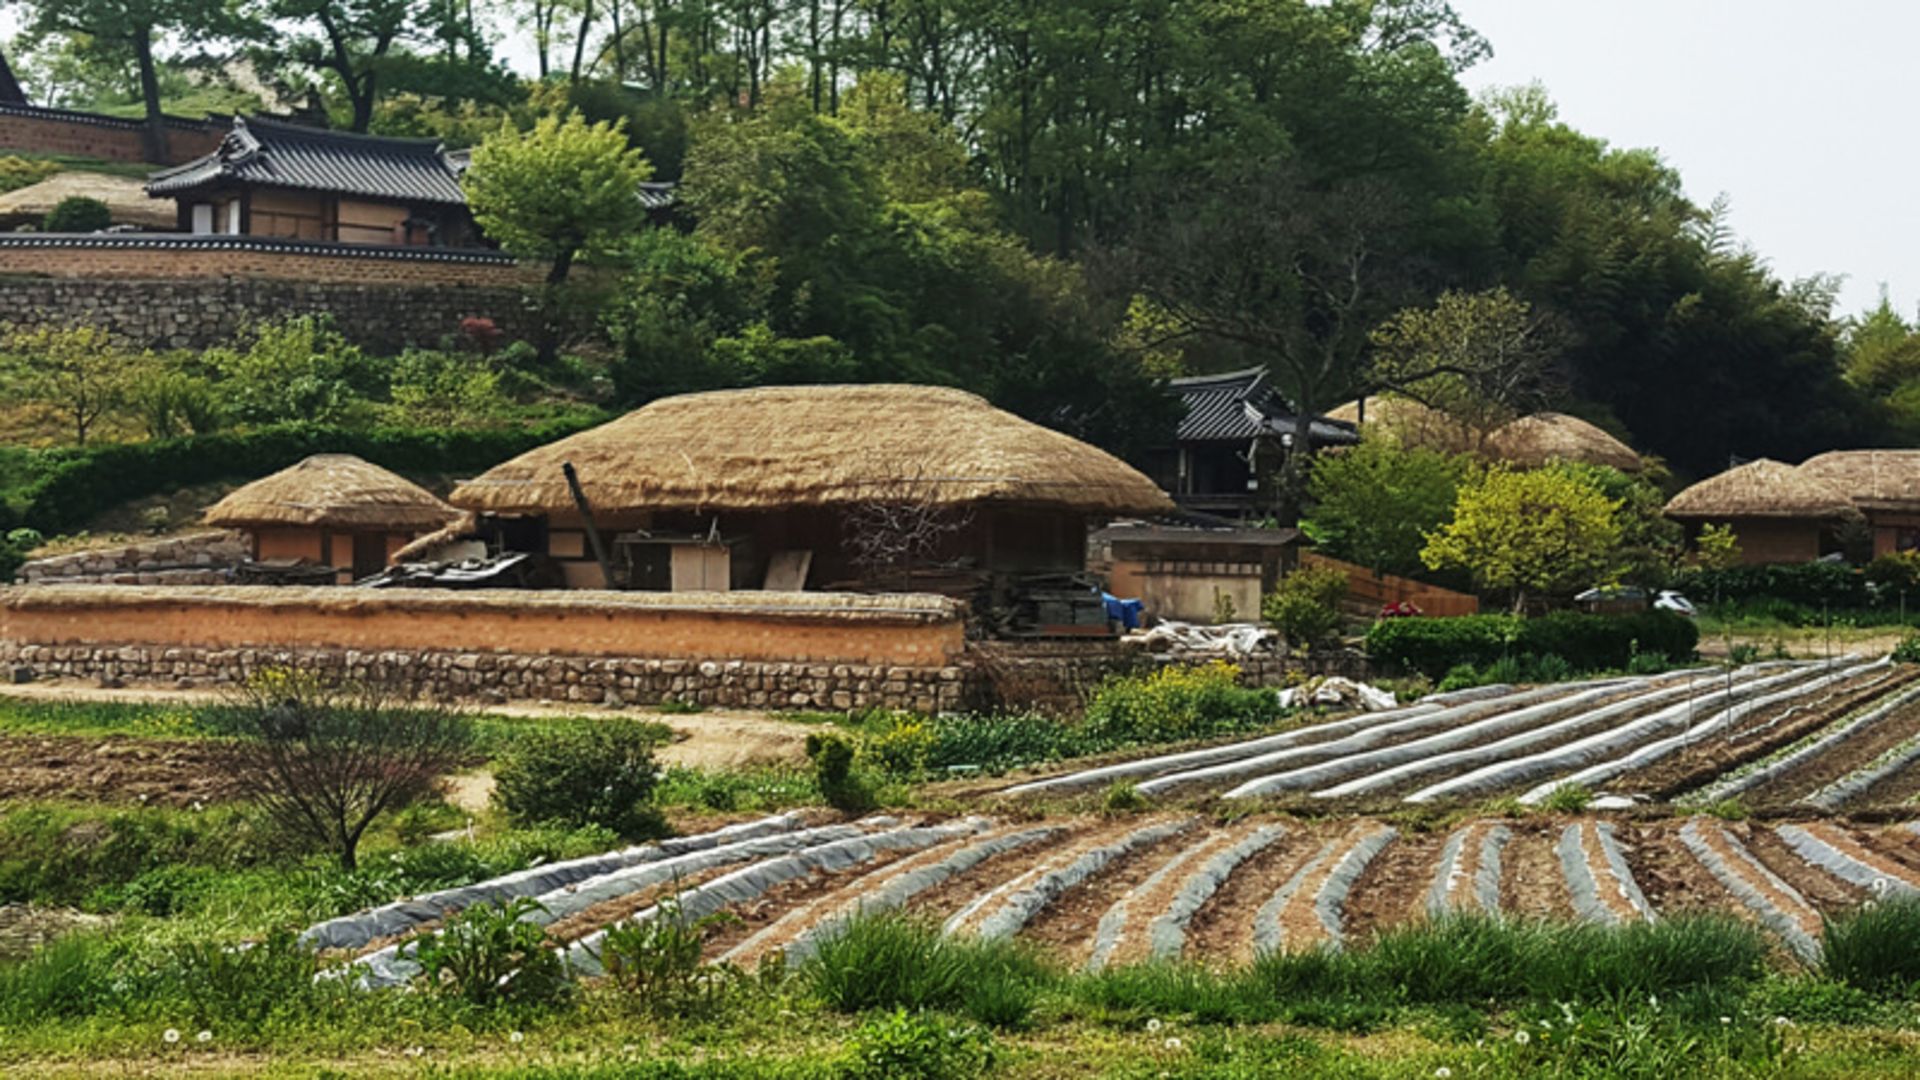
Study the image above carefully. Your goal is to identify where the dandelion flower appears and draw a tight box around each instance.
[1774,1016,1793,1027]
[509,1031,525,1044]
[1164,1037,1183,1051]
[1435,1069,1454,1079]
[163,1029,181,1044]
[1146,1018,1163,1033]
[196,1030,212,1044]
[1513,1030,1531,1046]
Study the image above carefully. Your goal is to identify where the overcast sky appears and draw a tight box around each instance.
[2,2,1907,317]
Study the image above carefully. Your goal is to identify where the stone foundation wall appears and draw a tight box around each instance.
[17,531,248,585]
[2,642,966,712]
[0,273,534,352]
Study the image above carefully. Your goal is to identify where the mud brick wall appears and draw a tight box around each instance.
[0,243,538,286]
[16,531,249,585]
[0,274,535,352]
[0,106,224,165]
[0,585,969,711]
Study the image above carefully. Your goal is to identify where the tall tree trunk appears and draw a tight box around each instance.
[133,31,170,164]
[571,0,596,79]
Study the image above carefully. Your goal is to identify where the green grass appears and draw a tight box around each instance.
[1821,893,1920,995]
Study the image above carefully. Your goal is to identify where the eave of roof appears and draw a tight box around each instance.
[148,116,467,206]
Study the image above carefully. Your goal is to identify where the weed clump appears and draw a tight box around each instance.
[802,913,1053,1028]
[1822,893,1920,995]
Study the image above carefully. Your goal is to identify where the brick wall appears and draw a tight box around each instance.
[0,585,969,711]
[0,105,225,165]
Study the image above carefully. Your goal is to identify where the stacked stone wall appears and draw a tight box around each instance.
[16,531,249,585]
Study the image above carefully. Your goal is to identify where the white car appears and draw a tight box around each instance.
[1653,590,1697,617]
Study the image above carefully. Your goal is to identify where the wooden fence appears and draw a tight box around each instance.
[1301,552,1480,617]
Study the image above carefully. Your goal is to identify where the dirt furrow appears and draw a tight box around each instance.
[1020,823,1205,965]
[1559,820,1654,924]
[1427,821,1511,916]
[1343,826,1447,942]
[1500,823,1576,921]
[1617,822,1735,919]
[1677,818,1822,961]
[1748,695,1920,807]
[1777,822,1920,895]
[1253,821,1396,953]
[1083,829,1241,971]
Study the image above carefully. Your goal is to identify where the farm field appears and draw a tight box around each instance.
[10,661,1920,1078]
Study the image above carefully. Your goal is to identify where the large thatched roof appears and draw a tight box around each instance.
[1665,458,1860,521]
[1486,412,1642,473]
[1796,450,1920,513]
[1326,395,1478,454]
[450,385,1176,516]
[0,172,178,230]
[203,454,461,531]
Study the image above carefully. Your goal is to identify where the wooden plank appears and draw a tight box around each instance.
[764,549,813,591]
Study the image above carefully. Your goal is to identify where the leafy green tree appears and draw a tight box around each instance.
[1695,523,1743,571]
[19,0,252,161]
[1368,287,1565,447]
[465,111,653,285]
[0,325,141,446]
[271,0,512,132]
[204,316,382,426]
[1306,440,1471,577]
[1421,464,1622,612]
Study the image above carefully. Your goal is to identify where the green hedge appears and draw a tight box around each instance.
[1,418,603,538]
[1364,611,1700,679]
[1672,562,1869,609]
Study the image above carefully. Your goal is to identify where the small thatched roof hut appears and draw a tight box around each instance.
[1796,450,1920,559]
[1665,459,1860,565]
[0,172,178,230]
[206,454,460,531]
[206,455,462,581]
[1665,459,1858,521]
[451,385,1175,516]
[1796,451,1920,513]
[1486,412,1642,473]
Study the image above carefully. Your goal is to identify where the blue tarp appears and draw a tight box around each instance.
[1102,592,1144,630]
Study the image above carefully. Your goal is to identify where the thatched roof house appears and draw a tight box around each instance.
[452,385,1174,592]
[1797,450,1920,557]
[206,454,462,581]
[1486,412,1642,473]
[1665,458,1860,565]
[0,172,177,231]
[1326,396,1477,455]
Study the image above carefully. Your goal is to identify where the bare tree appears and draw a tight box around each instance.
[217,671,474,871]
[840,460,976,591]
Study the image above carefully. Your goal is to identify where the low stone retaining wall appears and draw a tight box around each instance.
[0,584,968,711]
[16,531,248,585]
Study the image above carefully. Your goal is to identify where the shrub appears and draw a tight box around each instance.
[493,720,667,840]
[1538,783,1593,813]
[1893,633,1920,665]
[0,156,61,195]
[1363,611,1698,678]
[412,897,571,1007]
[1821,893,1920,995]
[1673,561,1869,609]
[857,713,938,779]
[601,896,737,1016]
[806,732,874,812]
[1261,566,1349,649]
[210,670,474,871]
[839,1009,996,1080]
[43,195,112,233]
[1082,662,1285,745]
[147,928,315,1031]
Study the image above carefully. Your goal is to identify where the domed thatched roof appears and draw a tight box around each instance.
[1664,459,1860,521]
[1796,450,1920,513]
[0,172,178,230]
[1326,395,1477,455]
[204,454,462,531]
[1486,412,1642,473]
[449,385,1176,516]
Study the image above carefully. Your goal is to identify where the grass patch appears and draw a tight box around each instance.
[801,912,1055,1028]
[1821,893,1920,995]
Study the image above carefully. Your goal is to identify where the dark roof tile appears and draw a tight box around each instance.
[148,116,466,205]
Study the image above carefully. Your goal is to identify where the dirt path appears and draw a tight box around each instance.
[0,733,247,805]
[0,680,813,771]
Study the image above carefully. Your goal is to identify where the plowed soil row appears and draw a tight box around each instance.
[1745,696,1920,807]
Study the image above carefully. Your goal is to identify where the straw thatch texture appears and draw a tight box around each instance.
[1487,412,1642,473]
[1796,450,1920,513]
[203,454,462,531]
[1326,395,1479,455]
[0,172,177,230]
[1664,459,1861,521]
[449,385,1176,516]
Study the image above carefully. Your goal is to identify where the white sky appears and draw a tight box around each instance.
[2,2,1907,317]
